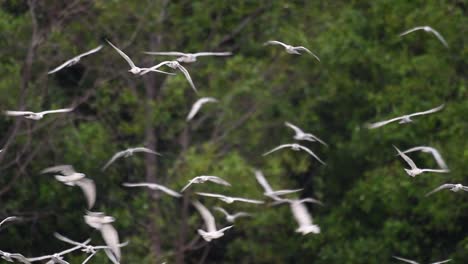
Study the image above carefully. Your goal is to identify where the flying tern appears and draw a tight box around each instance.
[213,207,252,223]
[186,97,218,121]
[285,122,328,146]
[393,146,450,177]
[181,175,231,192]
[366,104,444,129]
[400,26,448,48]
[41,165,96,209]
[196,192,264,204]
[402,146,448,170]
[84,212,121,263]
[123,182,181,198]
[425,183,468,196]
[144,51,232,63]
[263,40,320,61]
[48,45,103,74]
[102,147,161,171]
[192,201,233,242]
[263,143,326,165]
[4,108,74,120]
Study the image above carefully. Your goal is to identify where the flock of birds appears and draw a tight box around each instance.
[0,24,465,264]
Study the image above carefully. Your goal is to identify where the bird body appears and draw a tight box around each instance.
[213,207,252,223]
[290,201,320,235]
[425,183,468,196]
[84,212,121,262]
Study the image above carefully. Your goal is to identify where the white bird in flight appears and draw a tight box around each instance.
[254,169,302,199]
[84,212,121,263]
[4,108,74,120]
[180,175,231,192]
[393,146,450,177]
[196,192,264,204]
[54,233,128,264]
[102,147,161,171]
[41,165,96,209]
[425,183,468,197]
[123,182,181,198]
[263,143,326,165]
[48,45,103,74]
[186,97,218,121]
[106,40,174,75]
[263,40,320,61]
[143,51,232,63]
[392,255,451,264]
[213,207,252,223]
[402,146,448,170]
[367,104,444,129]
[399,26,448,48]
[192,201,233,242]
[271,197,324,207]
[290,201,320,235]
[140,60,198,93]
[26,240,91,264]
[285,122,328,147]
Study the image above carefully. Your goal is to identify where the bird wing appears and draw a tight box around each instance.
[53,233,87,247]
[284,122,304,136]
[299,197,324,206]
[262,144,293,156]
[100,224,121,262]
[192,200,217,232]
[271,189,304,196]
[205,176,231,186]
[76,45,104,58]
[404,146,448,170]
[431,259,451,264]
[186,98,217,121]
[232,212,252,219]
[425,184,455,196]
[75,178,96,209]
[306,134,328,147]
[48,59,74,74]
[143,51,186,56]
[180,179,195,192]
[366,116,405,129]
[392,256,419,264]
[233,197,264,204]
[0,216,18,227]
[102,151,126,171]
[298,145,326,165]
[254,169,274,193]
[428,28,449,48]
[408,104,444,118]
[40,108,74,115]
[399,26,425,36]
[393,145,418,169]
[195,192,225,199]
[175,63,198,93]
[263,40,288,48]
[4,110,35,116]
[139,61,172,75]
[213,206,230,217]
[131,147,162,156]
[290,202,312,227]
[106,40,136,68]
[193,52,232,57]
[294,46,321,61]
[420,168,450,173]
[152,184,182,197]
[41,165,76,175]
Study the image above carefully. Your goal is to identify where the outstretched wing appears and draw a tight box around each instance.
[102,151,126,171]
[187,97,218,121]
[213,206,230,217]
[393,145,418,169]
[40,108,74,115]
[76,45,104,58]
[392,256,419,264]
[263,40,289,48]
[284,122,304,136]
[4,110,34,116]
[233,197,264,204]
[254,169,274,193]
[205,176,231,186]
[290,202,312,227]
[262,144,293,156]
[48,59,74,74]
[294,46,320,61]
[193,52,232,57]
[366,116,405,129]
[193,200,216,232]
[428,28,449,48]
[41,165,76,175]
[106,40,136,69]
[425,184,455,196]
[76,178,96,209]
[101,224,121,262]
[131,147,162,156]
[143,51,186,56]
[399,26,425,37]
[408,104,444,118]
[176,63,198,93]
[298,145,326,165]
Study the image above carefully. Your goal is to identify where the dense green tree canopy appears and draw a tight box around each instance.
[0,0,466,263]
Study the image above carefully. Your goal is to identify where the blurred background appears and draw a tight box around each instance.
[0,0,467,263]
